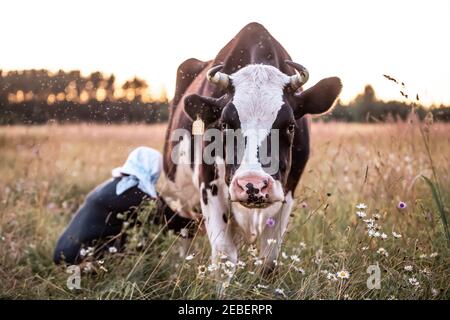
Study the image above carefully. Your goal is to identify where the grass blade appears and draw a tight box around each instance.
[422,175,450,247]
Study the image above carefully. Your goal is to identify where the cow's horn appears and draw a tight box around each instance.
[285,60,309,90]
[206,64,230,88]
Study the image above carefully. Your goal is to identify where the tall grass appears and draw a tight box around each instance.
[0,123,449,299]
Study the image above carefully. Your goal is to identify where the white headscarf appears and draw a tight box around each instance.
[111,146,162,197]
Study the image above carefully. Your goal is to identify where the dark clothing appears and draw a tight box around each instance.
[53,178,194,265]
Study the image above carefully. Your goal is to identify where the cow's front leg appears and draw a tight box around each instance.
[200,183,237,278]
[259,191,294,274]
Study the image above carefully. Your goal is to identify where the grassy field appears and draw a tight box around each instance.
[0,121,449,299]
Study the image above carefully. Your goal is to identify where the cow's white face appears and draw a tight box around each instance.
[227,65,290,207]
[183,62,342,244]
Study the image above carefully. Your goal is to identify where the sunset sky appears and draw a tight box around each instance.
[1,0,449,105]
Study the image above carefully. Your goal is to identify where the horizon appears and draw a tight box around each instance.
[1,0,449,106]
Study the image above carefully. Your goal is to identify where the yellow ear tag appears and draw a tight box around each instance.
[192,116,205,135]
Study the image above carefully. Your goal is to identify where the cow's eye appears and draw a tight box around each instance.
[287,124,295,134]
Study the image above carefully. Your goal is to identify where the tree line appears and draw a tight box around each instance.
[0,69,168,124]
[1,69,449,124]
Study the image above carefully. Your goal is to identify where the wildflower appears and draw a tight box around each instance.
[267,238,277,245]
[336,270,350,279]
[419,253,427,259]
[108,246,118,254]
[80,248,87,257]
[247,245,258,257]
[373,231,381,238]
[180,228,189,238]
[356,211,366,218]
[266,217,276,227]
[397,201,407,209]
[392,231,402,239]
[290,255,300,263]
[254,259,263,266]
[404,265,413,271]
[431,288,439,297]
[222,282,229,289]
[381,233,388,240]
[236,261,246,269]
[293,266,305,274]
[274,288,286,297]
[368,229,376,237]
[257,284,268,289]
[408,277,420,287]
[361,246,369,251]
[373,213,381,220]
[197,265,206,278]
[388,295,396,300]
[377,247,389,257]
[99,265,108,272]
[420,268,431,276]
[224,260,235,269]
[248,271,255,275]
[207,263,218,272]
[272,260,278,266]
[356,203,367,209]
[281,252,288,259]
[185,253,195,261]
[430,252,438,258]
[326,272,338,281]
[299,242,306,249]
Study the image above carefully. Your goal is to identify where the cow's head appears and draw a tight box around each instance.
[184,61,341,213]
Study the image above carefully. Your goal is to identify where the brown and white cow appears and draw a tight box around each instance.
[160,22,341,275]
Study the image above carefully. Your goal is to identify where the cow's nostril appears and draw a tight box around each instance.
[261,179,270,193]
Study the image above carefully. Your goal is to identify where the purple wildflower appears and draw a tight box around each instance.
[397,201,407,209]
[266,217,276,227]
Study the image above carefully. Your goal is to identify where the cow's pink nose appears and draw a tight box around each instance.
[235,175,272,202]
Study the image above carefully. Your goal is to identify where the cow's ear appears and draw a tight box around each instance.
[184,94,226,124]
[290,77,342,119]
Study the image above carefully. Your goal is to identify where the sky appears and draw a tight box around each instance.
[1,0,449,105]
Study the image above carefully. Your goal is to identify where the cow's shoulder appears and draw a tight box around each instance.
[173,58,209,106]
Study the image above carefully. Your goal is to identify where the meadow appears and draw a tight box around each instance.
[0,121,449,299]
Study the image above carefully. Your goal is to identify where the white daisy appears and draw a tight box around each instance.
[408,277,420,287]
[404,265,413,271]
[356,203,367,209]
[267,238,277,245]
[293,266,305,274]
[392,231,402,239]
[377,247,389,257]
[336,270,350,279]
[326,272,338,281]
[290,255,300,262]
[185,253,195,261]
[274,288,286,297]
[356,211,367,218]
[108,246,118,254]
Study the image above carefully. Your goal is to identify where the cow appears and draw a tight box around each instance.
[160,22,342,277]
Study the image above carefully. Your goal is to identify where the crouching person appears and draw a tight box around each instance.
[53,146,194,265]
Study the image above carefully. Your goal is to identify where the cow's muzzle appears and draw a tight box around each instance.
[230,173,281,208]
